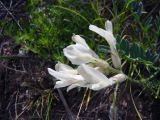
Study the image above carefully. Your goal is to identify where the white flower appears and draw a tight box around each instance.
[72,34,89,48]
[48,62,84,90]
[77,64,127,91]
[89,20,121,68]
[55,61,78,74]
[63,35,99,65]
[48,62,127,91]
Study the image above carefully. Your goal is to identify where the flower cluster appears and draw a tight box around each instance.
[48,20,127,92]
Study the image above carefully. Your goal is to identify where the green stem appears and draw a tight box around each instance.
[109,83,119,120]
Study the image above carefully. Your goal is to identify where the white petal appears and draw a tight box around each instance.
[105,20,113,33]
[89,25,106,39]
[88,84,101,91]
[63,43,98,65]
[55,62,77,74]
[48,68,83,82]
[78,64,117,90]
[48,68,85,89]
[78,64,112,84]
[110,47,121,68]
[89,25,116,47]
[72,35,89,48]
[109,73,127,83]
[48,68,72,81]
[89,24,121,68]
[54,81,72,88]
[87,73,127,91]
[72,35,98,58]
